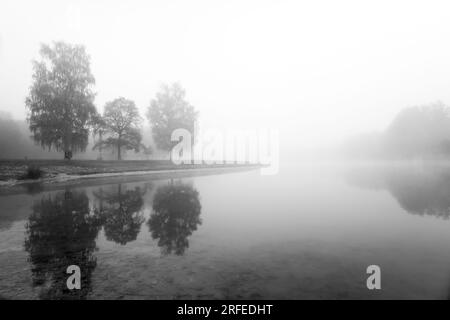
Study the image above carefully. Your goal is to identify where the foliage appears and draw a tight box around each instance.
[146,83,198,155]
[90,113,107,139]
[93,97,142,160]
[20,165,44,180]
[25,42,97,159]
[384,102,450,157]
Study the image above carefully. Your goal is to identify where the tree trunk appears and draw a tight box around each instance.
[64,150,72,160]
[117,136,122,160]
[64,126,73,160]
[117,132,122,160]
[98,132,103,160]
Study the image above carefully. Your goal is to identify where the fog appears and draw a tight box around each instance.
[2,0,450,159]
[5,1,450,301]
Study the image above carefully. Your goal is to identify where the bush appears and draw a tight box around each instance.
[20,165,44,180]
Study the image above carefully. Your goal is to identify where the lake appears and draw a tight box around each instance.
[1,163,450,299]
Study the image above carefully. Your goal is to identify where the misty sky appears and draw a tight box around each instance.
[1,0,450,148]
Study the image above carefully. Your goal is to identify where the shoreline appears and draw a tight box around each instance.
[0,163,262,193]
[0,159,262,180]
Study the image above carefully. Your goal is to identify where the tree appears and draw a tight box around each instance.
[93,97,142,160]
[25,42,97,160]
[384,102,450,158]
[91,114,107,160]
[146,83,198,160]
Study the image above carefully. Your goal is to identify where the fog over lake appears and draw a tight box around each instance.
[1,162,450,299]
[2,0,450,302]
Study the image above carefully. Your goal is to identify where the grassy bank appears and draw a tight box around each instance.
[0,159,258,181]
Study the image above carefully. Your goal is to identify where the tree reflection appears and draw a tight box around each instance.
[94,184,146,245]
[345,166,450,219]
[24,190,102,299]
[148,182,202,255]
[386,169,450,218]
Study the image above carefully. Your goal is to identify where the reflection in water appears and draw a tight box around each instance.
[148,182,202,255]
[94,184,147,245]
[9,179,203,298]
[346,165,450,297]
[24,190,102,299]
[346,165,450,218]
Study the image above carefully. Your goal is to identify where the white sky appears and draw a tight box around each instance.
[1,0,450,148]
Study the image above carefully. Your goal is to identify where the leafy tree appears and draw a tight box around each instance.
[384,102,450,157]
[25,42,97,160]
[93,97,142,160]
[91,114,107,160]
[146,83,198,160]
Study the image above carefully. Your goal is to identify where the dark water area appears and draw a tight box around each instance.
[2,163,450,299]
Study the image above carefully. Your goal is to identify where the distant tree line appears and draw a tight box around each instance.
[341,102,450,160]
[25,41,198,160]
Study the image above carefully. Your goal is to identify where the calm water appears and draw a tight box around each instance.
[2,163,450,299]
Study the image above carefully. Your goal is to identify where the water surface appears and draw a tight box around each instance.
[1,163,450,299]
